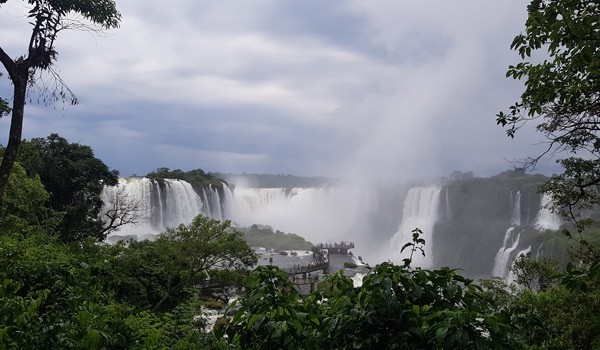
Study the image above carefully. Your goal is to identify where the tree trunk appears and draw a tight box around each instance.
[0,68,28,209]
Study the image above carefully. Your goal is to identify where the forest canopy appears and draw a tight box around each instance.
[146,167,227,188]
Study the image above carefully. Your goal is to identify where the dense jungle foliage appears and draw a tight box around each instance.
[239,224,314,250]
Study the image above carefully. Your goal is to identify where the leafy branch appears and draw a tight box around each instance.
[400,228,426,268]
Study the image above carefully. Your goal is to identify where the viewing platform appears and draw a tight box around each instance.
[284,241,356,292]
[283,260,329,276]
[284,260,328,293]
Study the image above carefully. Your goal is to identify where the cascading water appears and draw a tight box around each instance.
[493,192,562,279]
[101,175,569,275]
[535,194,562,230]
[445,188,451,220]
[492,190,522,278]
[220,184,237,220]
[492,227,523,278]
[506,245,532,283]
[101,177,159,238]
[194,183,223,220]
[102,178,222,238]
[225,186,361,242]
[390,186,442,266]
[198,186,224,220]
[535,242,544,259]
[229,188,296,219]
[223,184,391,263]
[512,190,521,226]
[161,180,203,228]
[102,178,362,246]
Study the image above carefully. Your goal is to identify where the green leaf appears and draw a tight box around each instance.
[436,326,448,342]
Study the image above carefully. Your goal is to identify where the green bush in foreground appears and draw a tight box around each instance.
[220,229,512,349]
[0,215,256,349]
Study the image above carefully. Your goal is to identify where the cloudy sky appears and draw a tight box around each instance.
[0,1,556,179]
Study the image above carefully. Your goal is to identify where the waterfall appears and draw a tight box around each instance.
[220,183,237,219]
[101,176,566,272]
[512,190,521,226]
[212,185,223,221]
[445,187,451,220]
[226,187,329,228]
[222,185,369,247]
[492,191,559,279]
[199,188,211,217]
[161,180,203,228]
[102,179,356,245]
[507,246,532,283]
[391,186,442,266]
[101,178,160,239]
[491,190,523,278]
[224,188,292,226]
[102,178,208,238]
[535,194,561,230]
[535,242,544,259]
[153,181,164,228]
[196,185,226,220]
[492,227,523,278]
[232,188,294,214]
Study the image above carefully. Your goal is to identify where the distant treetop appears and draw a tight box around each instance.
[146,167,227,187]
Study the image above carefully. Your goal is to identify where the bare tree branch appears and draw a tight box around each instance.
[101,185,141,236]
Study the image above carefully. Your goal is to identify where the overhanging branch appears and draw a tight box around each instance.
[0,47,17,78]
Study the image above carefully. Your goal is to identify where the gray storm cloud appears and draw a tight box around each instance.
[1,0,550,178]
